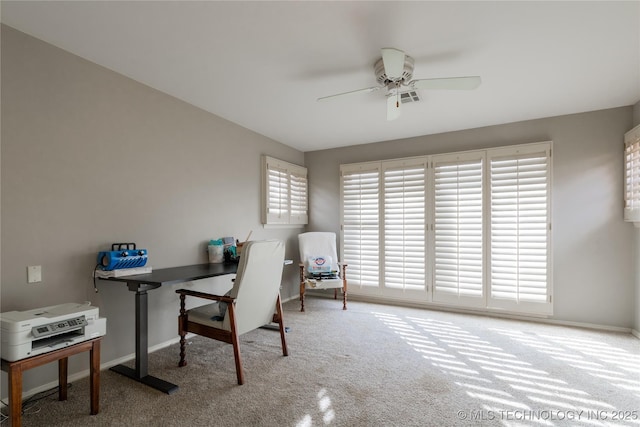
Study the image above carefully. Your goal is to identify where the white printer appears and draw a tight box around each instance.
[1,302,107,362]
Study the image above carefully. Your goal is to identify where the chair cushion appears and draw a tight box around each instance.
[188,303,227,329]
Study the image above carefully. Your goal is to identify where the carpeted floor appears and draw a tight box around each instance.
[5,297,640,426]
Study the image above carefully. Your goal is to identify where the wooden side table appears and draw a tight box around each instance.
[1,337,102,427]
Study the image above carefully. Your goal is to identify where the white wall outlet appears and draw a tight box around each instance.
[27,265,42,283]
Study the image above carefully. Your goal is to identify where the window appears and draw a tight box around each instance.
[262,156,308,225]
[624,124,640,223]
[340,142,552,316]
[432,152,484,308]
[383,159,427,292]
[488,145,552,315]
[340,162,380,287]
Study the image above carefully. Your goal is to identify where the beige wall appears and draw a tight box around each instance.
[305,106,635,330]
[1,25,304,391]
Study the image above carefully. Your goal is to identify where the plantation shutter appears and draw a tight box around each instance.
[262,156,307,225]
[340,141,551,315]
[382,159,427,291]
[341,163,380,288]
[267,164,289,224]
[290,169,308,224]
[432,153,484,307]
[488,144,552,315]
[624,125,640,223]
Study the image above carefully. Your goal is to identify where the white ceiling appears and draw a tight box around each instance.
[2,1,640,152]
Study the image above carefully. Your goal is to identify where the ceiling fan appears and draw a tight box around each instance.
[318,47,481,121]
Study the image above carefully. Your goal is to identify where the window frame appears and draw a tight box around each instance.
[431,151,486,309]
[262,156,308,226]
[624,124,640,224]
[339,141,552,316]
[340,161,381,289]
[382,157,428,298]
[486,144,553,315]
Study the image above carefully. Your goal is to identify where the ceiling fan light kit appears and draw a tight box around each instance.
[318,47,481,121]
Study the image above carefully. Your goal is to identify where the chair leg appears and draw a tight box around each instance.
[178,294,188,367]
[227,303,245,385]
[178,329,187,367]
[275,294,288,356]
[342,267,348,310]
[299,282,306,312]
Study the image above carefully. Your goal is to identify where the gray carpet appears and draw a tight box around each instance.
[8,298,640,426]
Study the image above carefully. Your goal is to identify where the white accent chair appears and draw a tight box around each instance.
[176,239,288,385]
[298,232,347,312]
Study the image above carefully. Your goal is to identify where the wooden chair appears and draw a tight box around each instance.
[298,232,347,312]
[176,239,288,385]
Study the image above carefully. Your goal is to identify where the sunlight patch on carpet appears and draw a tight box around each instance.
[370,310,640,424]
[295,388,336,426]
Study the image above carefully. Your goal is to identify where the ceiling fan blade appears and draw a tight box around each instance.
[381,48,406,80]
[387,95,401,121]
[317,86,381,102]
[411,76,482,90]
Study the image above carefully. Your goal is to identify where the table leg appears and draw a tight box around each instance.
[135,289,148,377]
[110,288,178,394]
[7,364,22,427]
[1,338,102,425]
[58,357,68,401]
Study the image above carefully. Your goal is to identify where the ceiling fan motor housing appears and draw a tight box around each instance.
[374,55,415,86]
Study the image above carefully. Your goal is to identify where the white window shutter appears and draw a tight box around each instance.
[624,125,640,223]
[266,164,289,224]
[341,163,380,288]
[340,141,552,317]
[263,156,308,225]
[382,159,427,291]
[488,144,552,315]
[290,170,308,224]
[432,153,484,307]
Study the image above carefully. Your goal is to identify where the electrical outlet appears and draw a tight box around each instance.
[27,265,42,283]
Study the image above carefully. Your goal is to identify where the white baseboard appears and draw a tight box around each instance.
[1,293,303,402]
[321,292,635,335]
[102,335,184,371]
[5,297,636,403]
[0,336,183,403]
[281,294,298,304]
[0,303,302,403]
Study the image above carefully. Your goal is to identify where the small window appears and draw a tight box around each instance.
[624,124,640,223]
[262,156,308,225]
